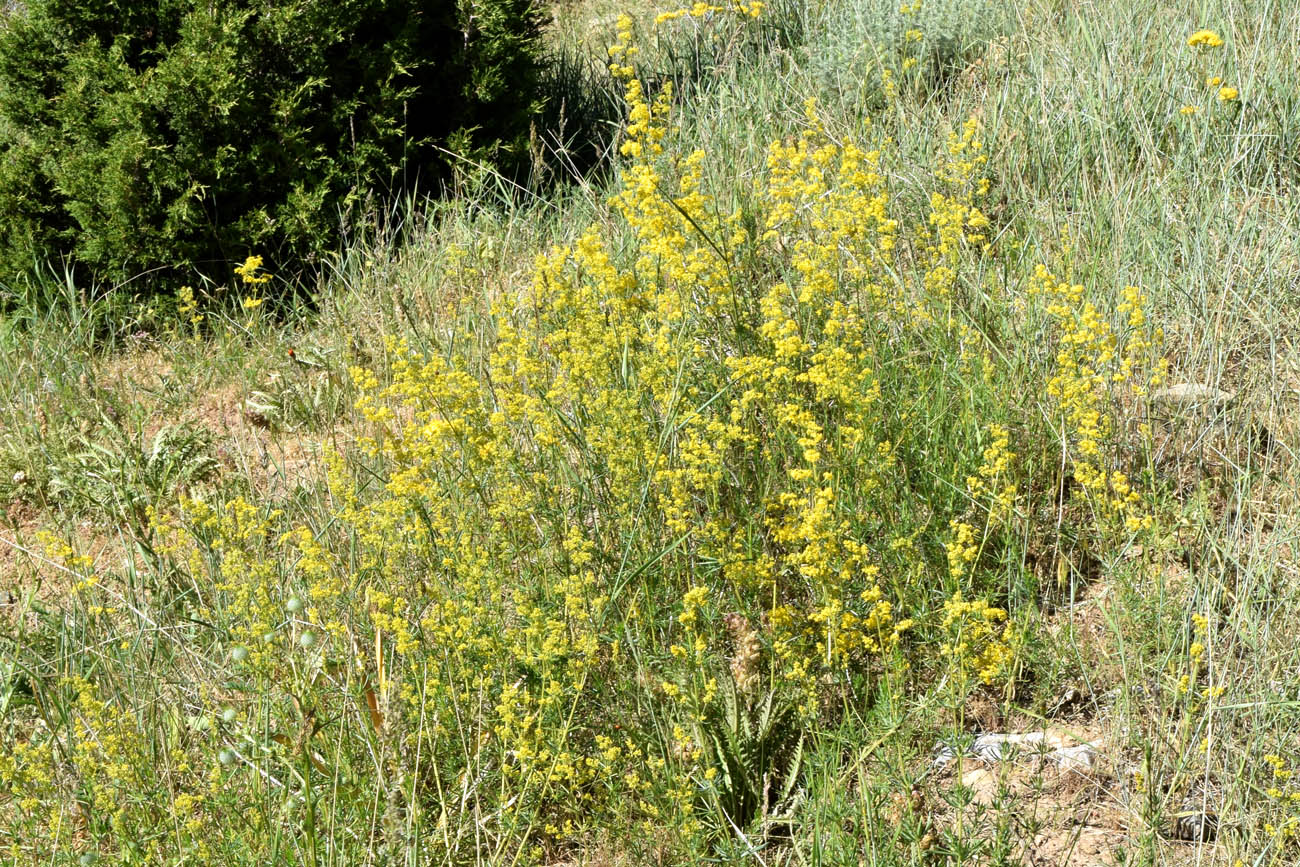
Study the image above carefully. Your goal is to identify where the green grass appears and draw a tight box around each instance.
[2,0,1300,864]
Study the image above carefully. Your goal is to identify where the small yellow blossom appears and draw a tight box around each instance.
[177,285,197,314]
[234,254,273,285]
[1187,29,1224,48]
[1217,86,1238,101]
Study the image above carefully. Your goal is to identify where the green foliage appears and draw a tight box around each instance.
[0,0,544,292]
[48,419,219,535]
[693,677,806,837]
[244,360,349,433]
[5,0,1300,863]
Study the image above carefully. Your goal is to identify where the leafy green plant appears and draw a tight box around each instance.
[0,0,545,293]
[693,676,806,839]
[244,353,348,433]
[47,420,219,533]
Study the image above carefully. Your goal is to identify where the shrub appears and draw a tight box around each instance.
[0,0,543,293]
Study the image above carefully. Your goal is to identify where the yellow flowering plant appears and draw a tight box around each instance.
[0,3,1190,861]
[1181,30,1239,121]
[203,14,1167,850]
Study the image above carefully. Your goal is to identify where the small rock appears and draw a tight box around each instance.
[1053,743,1099,771]
[1048,685,1087,715]
[932,729,1100,771]
[1167,810,1217,842]
[1151,383,1236,410]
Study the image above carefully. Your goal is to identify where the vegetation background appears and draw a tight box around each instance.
[0,0,544,291]
[1,0,1298,865]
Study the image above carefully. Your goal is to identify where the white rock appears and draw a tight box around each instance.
[933,729,1100,772]
[1151,383,1236,408]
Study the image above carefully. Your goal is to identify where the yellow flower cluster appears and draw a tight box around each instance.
[1263,754,1300,849]
[152,18,1047,849]
[946,520,980,581]
[966,422,1017,523]
[1035,267,1164,532]
[939,592,1017,686]
[233,254,272,285]
[234,254,271,311]
[655,1,765,24]
[1180,32,1239,117]
[662,586,720,711]
[0,676,221,861]
[177,283,203,328]
[7,7,1202,859]
[1173,610,1225,707]
[921,118,991,305]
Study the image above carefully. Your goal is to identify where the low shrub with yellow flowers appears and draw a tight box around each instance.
[1262,753,1300,862]
[1033,266,1165,541]
[0,4,1175,863]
